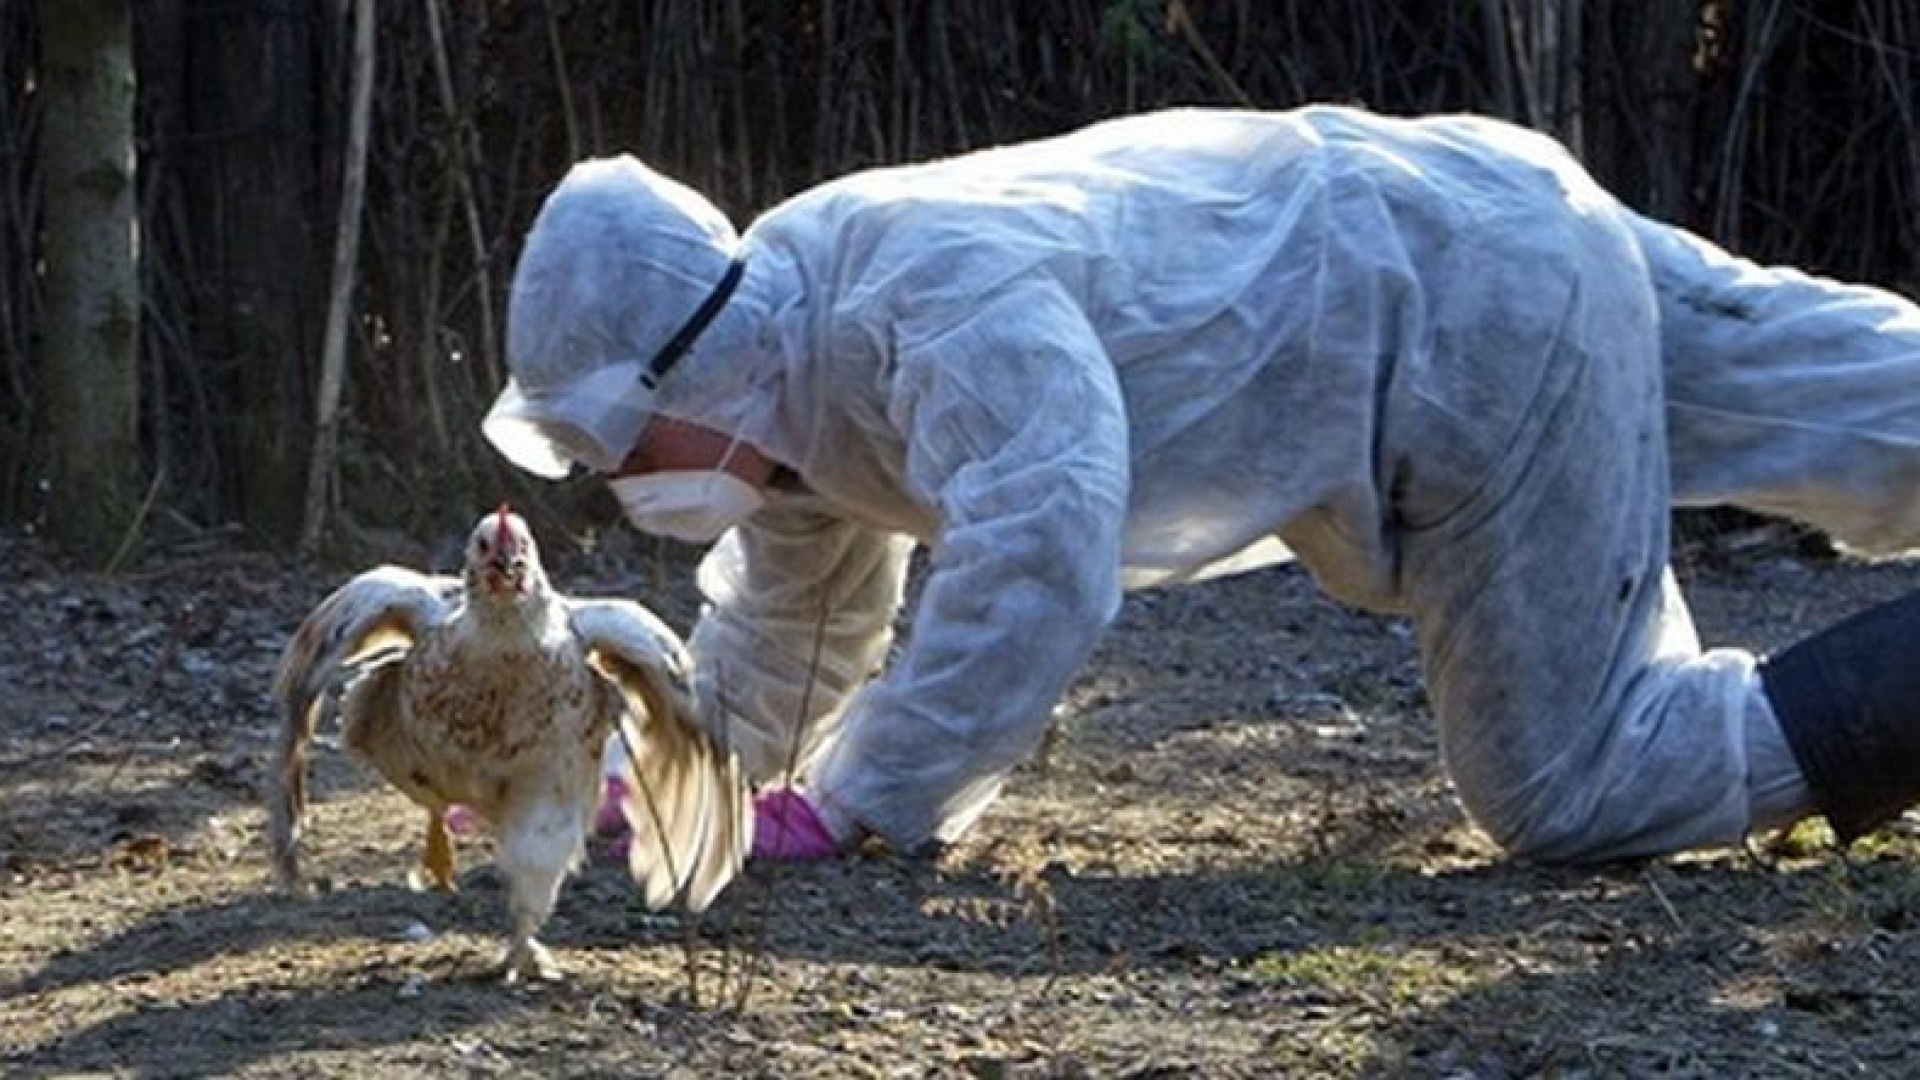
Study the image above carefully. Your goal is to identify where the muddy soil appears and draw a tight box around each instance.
[3,520,1919,1078]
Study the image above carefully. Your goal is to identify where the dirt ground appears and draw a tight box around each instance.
[4,517,1920,1079]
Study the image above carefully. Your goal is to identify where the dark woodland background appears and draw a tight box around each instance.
[2,1,1916,565]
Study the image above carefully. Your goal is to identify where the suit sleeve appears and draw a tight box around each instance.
[689,507,914,785]
[808,285,1130,848]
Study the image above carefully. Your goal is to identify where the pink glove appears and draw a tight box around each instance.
[444,804,486,836]
[752,788,843,860]
[595,775,631,836]
[448,777,630,850]
[595,776,633,860]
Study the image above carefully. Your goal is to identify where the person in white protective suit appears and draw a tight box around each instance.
[484,105,1920,866]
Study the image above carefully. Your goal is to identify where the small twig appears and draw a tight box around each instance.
[614,713,701,1006]
[103,464,166,576]
[542,0,580,160]
[782,601,836,784]
[729,600,836,1016]
[1642,867,1684,931]
[299,0,377,556]
[1741,832,1785,872]
[1165,0,1256,108]
[1012,858,1066,1002]
[420,0,500,386]
[704,664,745,1002]
[1713,0,1789,240]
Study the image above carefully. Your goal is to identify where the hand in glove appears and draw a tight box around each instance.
[445,804,486,836]
[594,775,633,860]
[752,787,844,860]
[594,775,631,837]
[449,775,631,852]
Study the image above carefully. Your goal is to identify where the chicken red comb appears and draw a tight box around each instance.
[495,503,513,549]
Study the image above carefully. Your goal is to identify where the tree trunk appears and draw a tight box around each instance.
[36,0,139,566]
[182,4,328,542]
[1585,0,1707,225]
[0,5,36,517]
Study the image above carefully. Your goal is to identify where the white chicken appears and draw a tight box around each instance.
[267,506,749,980]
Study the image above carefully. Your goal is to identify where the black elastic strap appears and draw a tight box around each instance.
[641,258,746,390]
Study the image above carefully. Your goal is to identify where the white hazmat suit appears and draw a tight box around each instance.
[490,106,1920,862]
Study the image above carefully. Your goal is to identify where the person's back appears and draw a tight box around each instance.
[749,105,1607,358]
[742,105,1646,591]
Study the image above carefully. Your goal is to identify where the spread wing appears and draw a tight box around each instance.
[570,598,751,912]
[267,566,460,887]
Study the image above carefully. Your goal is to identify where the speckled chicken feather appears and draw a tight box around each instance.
[265,509,751,979]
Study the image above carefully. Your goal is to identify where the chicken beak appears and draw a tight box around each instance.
[487,556,514,588]
[486,544,528,593]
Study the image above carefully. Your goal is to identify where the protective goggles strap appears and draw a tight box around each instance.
[641,258,746,391]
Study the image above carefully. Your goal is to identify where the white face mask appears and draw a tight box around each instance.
[608,470,766,544]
